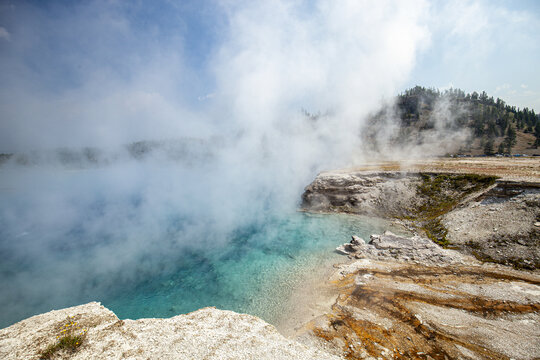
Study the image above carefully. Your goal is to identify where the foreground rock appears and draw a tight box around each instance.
[0,302,341,360]
[297,233,540,360]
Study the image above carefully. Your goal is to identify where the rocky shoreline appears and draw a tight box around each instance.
[301,169,540,269]
[292,165,540,359]
[293,232,540,359]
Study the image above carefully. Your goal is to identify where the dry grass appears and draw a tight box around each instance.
[347,157,540,182]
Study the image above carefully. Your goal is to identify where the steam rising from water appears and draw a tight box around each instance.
[362,92,473,159]
[0,1,432,327]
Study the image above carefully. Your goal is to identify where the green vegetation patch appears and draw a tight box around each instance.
[410,173,497,247]
[39,317,87,359]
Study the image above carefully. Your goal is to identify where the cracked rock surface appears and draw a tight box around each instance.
[442,183,540,269]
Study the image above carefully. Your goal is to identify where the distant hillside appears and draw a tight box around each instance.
[0,138,221,168]
[2,87,539,167]
[364,86,540,157]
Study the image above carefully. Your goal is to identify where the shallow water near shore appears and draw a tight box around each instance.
[0,165,397,328]
[103,212,397,325]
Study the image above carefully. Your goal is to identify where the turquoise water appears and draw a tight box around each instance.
[0,165,395,328]
[103,212,392,324]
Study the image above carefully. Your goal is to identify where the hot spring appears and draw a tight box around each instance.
[0,159,396,329]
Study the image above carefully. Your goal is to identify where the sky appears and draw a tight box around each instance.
[0,0,539,152]
[406,0,540,110]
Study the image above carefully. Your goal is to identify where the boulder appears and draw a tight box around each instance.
[350,235,364,245]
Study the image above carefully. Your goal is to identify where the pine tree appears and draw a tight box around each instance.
[484,138,494,155]
[534,119,540,148]
[480,91,488,103]
[504,125,517,154]
[497,142,505,154]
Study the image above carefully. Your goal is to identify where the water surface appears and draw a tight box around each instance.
[0,164,395,328]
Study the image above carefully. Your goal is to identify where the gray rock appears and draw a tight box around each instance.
[336,245,351,255]
[351,235,364,246]
[301,171,422,218]
[338,232,468,265]
[0,302,342,360]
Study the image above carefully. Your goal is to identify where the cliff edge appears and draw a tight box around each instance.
[0,302,340,360]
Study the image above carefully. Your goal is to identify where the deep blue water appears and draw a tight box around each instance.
[0,165,395,328]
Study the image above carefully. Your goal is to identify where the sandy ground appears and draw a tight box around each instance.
[275,259,341,338]
[345,156,540,182]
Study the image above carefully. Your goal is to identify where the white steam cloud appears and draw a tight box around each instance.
[361,93,472,160]
[209,0,430,181]
[0,0,434,327]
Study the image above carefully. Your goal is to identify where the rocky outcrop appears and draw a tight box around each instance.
[0,302,341,360]
[443,181,540,269]
[335,231,469,265]
[297,232,540,360]
[301,171,422,217]
[303,169,540,269]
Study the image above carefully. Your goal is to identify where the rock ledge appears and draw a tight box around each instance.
[336,231,469,265]
[0,302,341,360]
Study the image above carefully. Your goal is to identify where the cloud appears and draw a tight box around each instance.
[212,0,429,169]
[407,0,540,111]
[197,93,216,101]
[435,0,533,58]
[0,0,432,163]
[0,1,209,152]
[493,83,540,110]
[0,27,10,41]
[495,84,511,92]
